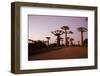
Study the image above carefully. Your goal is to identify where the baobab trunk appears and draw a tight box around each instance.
[47,40,49,46]
[70,40,73,46]
[57,35,60,46]
[81,32,83,46]
[65,30,68,46]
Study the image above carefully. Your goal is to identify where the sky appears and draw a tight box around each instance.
[28,15,88,44]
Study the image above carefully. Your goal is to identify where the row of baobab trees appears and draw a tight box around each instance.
[46,26,87,47]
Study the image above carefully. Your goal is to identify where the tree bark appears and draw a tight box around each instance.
[57,35,60,46]
[65,30,68,46]
[81,32,83,46]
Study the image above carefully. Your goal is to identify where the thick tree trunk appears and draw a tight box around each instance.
[47,40,49,46]
[81,32,83,46]
[65,30,68,46]
[70,40,73,46]
[57,35,60,46]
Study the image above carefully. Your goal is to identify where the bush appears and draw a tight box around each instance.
[29,40,47,49]
[83,39,88,47]
[28,40,48,56]
[49,43,57,47]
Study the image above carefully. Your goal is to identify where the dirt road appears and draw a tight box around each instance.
[29,47,88,60]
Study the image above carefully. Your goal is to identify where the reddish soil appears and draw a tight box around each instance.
[29,47,88,60]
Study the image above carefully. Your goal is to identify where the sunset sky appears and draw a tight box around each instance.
[28,15,88,44]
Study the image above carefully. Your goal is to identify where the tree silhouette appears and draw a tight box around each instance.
[68,31,74,46]
[51,30,64,46]
[70,38,74,46]
[61,26,69,46]
[60,37,64,46]
[83,38,88,47]
[68,31,73,34]
[46,37,51,46]
[66,37,70,46]
[77,41,80,46]
[28,39,34,43]
[77,27,87,46]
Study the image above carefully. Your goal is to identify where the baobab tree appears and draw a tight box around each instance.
[60,37,64,46]
[68,31,73,34]
[61,26,69,46]
[51,30,64,46]
[66,37,70,46]
[45,37,51,46]
[77,27,87,46]
[68,31,74,46]
[70,38,74,46]
[28,39,34,43]
[77,41,80,46]
[83,38,88,47]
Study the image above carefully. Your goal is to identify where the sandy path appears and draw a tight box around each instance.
[29,47,88,60]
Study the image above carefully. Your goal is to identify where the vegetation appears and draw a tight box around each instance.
[46,37,51,46]
[61,26,69,46]
[28,26,88,56]
[77,27,87,46]
[83,38,88,47]
[70,38,74,46]
[28,41,62,56]
[51,30,64,46]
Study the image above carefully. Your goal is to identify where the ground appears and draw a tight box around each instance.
[28,47,88,60]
